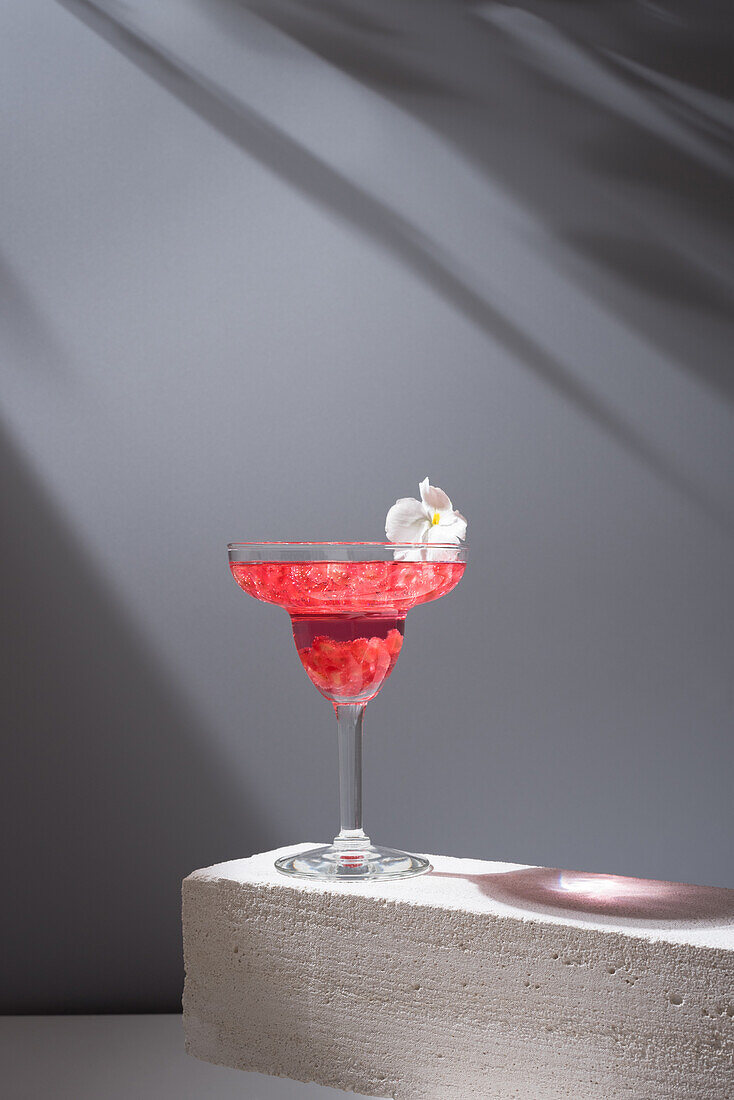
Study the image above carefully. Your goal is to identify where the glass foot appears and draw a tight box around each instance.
[275,843,432,881]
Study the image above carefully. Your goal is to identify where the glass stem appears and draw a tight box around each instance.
[335,703,369,847]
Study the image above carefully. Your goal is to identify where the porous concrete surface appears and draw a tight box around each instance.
[183,846,734,1099]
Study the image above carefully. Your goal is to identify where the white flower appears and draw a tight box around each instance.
[385,478,467,549]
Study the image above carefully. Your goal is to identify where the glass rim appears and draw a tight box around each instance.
[227,540,467,550]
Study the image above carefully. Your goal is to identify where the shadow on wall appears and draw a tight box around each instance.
[240,0,734,396]
[60,0,734,541]
[0,254,71,376]
[0,424,274,1013]
[58,0,734,537]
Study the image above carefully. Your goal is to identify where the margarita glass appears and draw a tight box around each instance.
[228,541,466,880]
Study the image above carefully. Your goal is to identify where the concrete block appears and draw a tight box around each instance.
[183,845,734,1099]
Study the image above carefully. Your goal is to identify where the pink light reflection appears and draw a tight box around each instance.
[491,868,734,922]
[432,867,734,924]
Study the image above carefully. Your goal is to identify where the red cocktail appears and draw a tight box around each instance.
[230,558,463,702]
[228,543,466,879]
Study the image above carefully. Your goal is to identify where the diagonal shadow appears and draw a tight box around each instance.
[0,252,70,375]
[239,0,734,396]
[563,230,734,313]
[511,0,734,103]
[55,0,734,534]
[0,420,275,1012]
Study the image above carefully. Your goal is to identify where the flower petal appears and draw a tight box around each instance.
[439,510,467,542]
[393,546,426,562]
[424,544,461,563]
[385,497,431,543]
[424,525,461,545]
[419,477,452,514]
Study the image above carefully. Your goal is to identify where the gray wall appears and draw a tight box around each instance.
[2,0,733,1012]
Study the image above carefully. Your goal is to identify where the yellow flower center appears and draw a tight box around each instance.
[432,511,440,525]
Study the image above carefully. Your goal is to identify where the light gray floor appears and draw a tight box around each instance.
[1,1015,365,1099]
